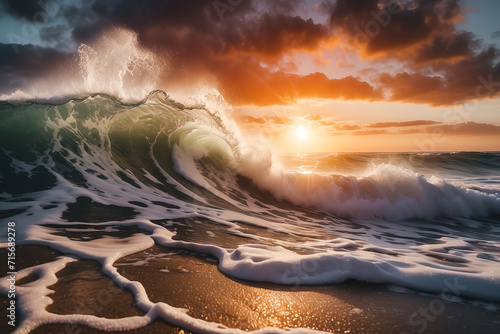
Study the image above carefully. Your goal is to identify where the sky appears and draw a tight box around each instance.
[0,0,499,152]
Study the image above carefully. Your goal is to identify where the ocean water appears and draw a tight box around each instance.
[0,91,499,332]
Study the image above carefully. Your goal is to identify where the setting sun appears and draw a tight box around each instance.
[295,126,309,139]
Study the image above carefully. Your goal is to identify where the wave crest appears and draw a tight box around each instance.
[1,92,498,221]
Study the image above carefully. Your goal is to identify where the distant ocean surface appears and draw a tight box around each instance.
[1,92,499,332]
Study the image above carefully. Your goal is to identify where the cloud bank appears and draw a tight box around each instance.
[0,0,499,107]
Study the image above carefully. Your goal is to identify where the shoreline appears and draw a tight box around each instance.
[1,245,499,333]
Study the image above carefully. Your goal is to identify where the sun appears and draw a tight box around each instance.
[295,126,309,139]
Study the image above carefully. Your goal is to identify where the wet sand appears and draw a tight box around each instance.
[1,245,500,333]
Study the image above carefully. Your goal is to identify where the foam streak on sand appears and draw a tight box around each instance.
[1,223,330,333]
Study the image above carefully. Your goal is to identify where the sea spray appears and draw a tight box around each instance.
[0,28,163,103]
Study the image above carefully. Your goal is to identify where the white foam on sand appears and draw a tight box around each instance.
[1,221,330,334]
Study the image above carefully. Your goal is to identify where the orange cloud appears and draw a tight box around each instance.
[319,122,362,131]
[379,47,500,106]
[425,122,500,135]
[217,62,382,106]
[351,129,388,136]
[240,116,266,124]
[238,115,293,125]
[366,120,441,128]
[329,121,500,136]
[304,115,322,121]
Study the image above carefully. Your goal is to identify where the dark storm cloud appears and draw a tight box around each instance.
[0,0,499,107]
[380,47,500,105]
[0,44,72,94]
[415,32,476,63]
[328,0,500,105]
[1,0,44,19]
[330,0,427,54]
[254,0,305,14]
[0,43,70,94]
[71,0,331,61]
[38,24,76,50]
[221,13,332,61]
[329,0,463,57]
[0,0,96,92]
[39,25,66,43]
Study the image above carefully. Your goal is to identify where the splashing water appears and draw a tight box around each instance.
[0,28,162,103]
[78,28,162,101]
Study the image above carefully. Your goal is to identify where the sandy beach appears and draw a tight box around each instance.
[2,245,499,333]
